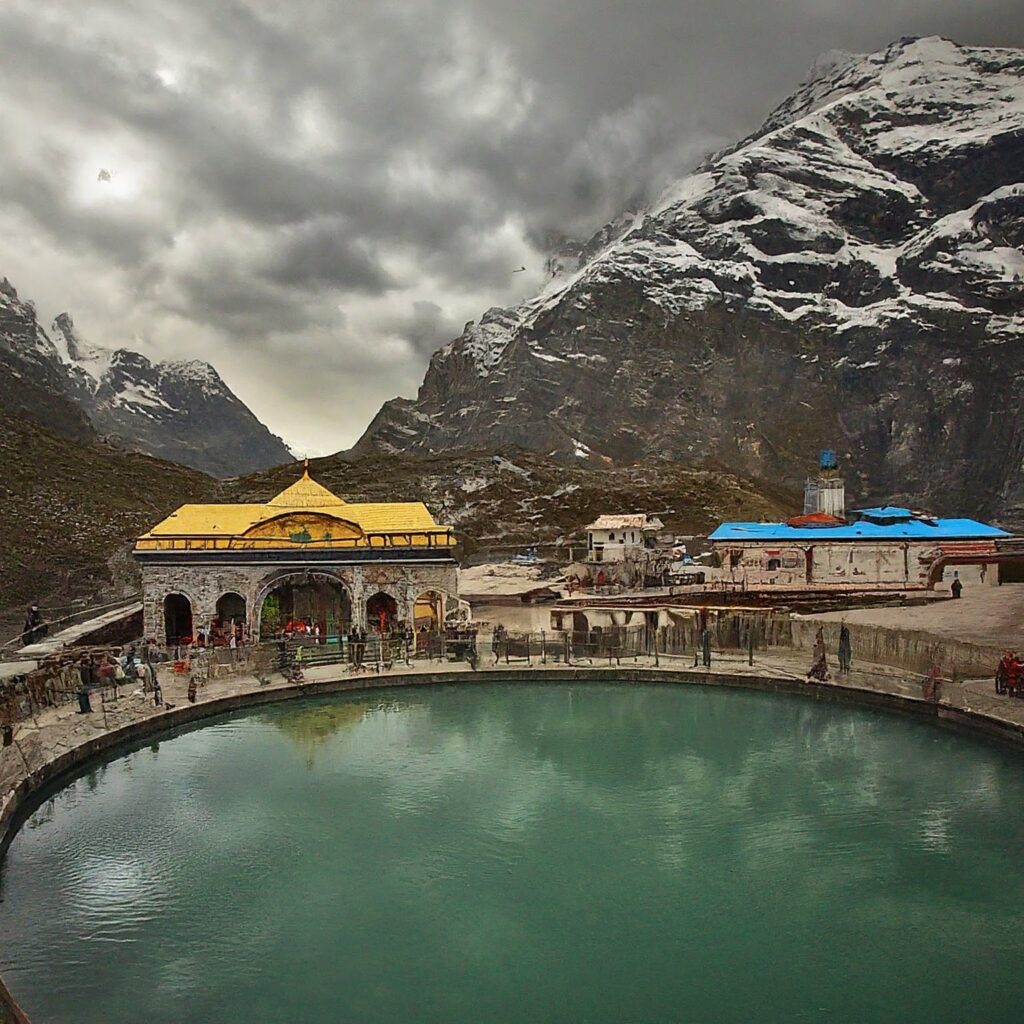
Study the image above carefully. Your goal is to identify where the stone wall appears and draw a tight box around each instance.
[790,618,1003,679]
[141,561,458,641]
[714,539,988,589]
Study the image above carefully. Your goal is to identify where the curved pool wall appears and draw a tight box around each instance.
[3,665,1024,1021]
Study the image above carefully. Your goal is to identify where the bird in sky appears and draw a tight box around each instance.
[512,265,526,273]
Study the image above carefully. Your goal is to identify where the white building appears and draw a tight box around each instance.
[585,514,664,564]
[709,506,1008,589]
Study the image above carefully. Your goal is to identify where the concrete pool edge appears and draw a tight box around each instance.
[3,664,1024,1021]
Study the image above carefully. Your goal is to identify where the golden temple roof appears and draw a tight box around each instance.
[135,466,453,550]
[267,468,347,509]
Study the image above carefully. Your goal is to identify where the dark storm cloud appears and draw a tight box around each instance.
[0,0,1022,450]
[263,221,395,293]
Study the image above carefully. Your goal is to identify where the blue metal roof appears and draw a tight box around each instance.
[709,518,1010,543]
[850,506,915,518]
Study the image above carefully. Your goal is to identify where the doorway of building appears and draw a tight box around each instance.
[413,591,444,632]
[366,592,399,633]
[164,594,193,645]
[259,576,351,640]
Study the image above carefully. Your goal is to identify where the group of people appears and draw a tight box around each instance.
[996,651,1024,696]
[190,621,245,649]
[75,644,164,712]
[807,624,853,682]
[283,618,324,642]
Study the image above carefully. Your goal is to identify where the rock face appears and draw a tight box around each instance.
[355,37,1024,523]
[0,280,292,477]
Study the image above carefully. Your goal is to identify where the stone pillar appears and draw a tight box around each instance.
[350,568,366,629]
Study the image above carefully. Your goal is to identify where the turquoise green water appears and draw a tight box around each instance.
[2,683,1024,1023]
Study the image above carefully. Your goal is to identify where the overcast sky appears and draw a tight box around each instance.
[1,1,1022,454]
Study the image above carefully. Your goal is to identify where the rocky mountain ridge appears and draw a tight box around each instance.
[355,36,1024,523]
[0,278,292,477]
[228,447,794,561]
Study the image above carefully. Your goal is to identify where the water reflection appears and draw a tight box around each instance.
[3,684,1024,1024]
[269,699,371,768]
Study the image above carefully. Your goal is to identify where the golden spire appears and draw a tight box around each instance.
[268,461,345,508]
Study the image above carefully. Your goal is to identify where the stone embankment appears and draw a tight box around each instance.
[790,618,1004,679]
[2,648,1023,1022]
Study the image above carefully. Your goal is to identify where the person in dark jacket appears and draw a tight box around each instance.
[22,605,46,646]
[838,624,853,673]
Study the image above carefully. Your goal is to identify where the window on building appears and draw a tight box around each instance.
[767,558,782,571]
[588,533,593,550]
[609,532,615,541]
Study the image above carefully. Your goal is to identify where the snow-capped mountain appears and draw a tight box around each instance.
[355,37,1024,521]
[0,279,291,477]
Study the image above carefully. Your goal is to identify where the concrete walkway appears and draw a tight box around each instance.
[3,649,1019,817]
[13,602,142,661]
[810,586,1024,649]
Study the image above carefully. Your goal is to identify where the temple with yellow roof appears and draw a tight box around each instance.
[134,465,458,644]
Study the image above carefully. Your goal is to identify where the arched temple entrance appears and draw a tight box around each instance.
[414,590,445,632]
[366,591,399,633]
[259,574,352,640]
[164,593,193,645]
[215,592,247,644]
[216,592,247,621]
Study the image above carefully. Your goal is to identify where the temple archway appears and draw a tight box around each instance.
[164,593,193,645]
[258,573,352,640]
[413,590,445,632]
[216,592,247,622]
[366,591,399,633]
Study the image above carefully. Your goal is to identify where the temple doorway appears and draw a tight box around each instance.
[216,592,247,621]
[414,591,444,632]
[366,591,399,633]
[215,592,247,644]
[164,594,193,645]
[259,575,352,640]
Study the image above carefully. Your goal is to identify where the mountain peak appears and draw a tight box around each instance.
[1,274,292,476]
[355,36,1024,522]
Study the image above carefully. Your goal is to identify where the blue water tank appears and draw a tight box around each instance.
[819,449,837,470]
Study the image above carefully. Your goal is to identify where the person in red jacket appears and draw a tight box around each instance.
[1009,652,1022,697]
[998,651,1022,697]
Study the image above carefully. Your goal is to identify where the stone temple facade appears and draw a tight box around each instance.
[134,467,459,644]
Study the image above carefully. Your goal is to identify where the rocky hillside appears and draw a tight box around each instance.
[0,278,291,477]
[229,448,794,559]
[0,394,215,635]
[355,37,1024,524]
[0,438,786,638]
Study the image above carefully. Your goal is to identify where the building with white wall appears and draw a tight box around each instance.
[585,514,664,564]
[710,506,1009,589]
